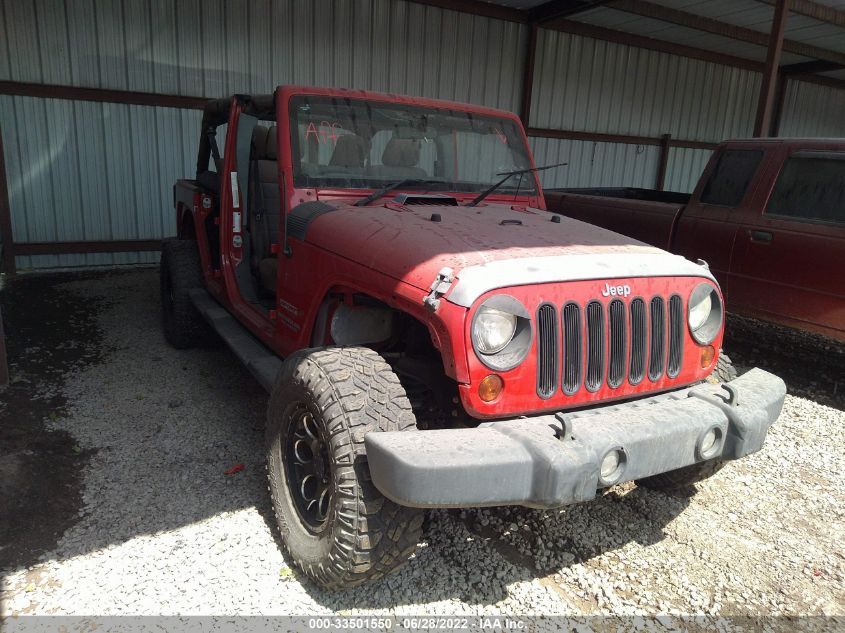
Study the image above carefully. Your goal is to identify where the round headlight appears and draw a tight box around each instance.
[688,292,712,331]
[472,307,517,354]
[688,283,723,345]
[471,295,532,372]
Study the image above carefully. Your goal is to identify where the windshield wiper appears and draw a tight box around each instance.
[465,162,568,207]
[354,179,444,207]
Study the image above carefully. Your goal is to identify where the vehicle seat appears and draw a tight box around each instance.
[299,134,320,178]
[249,125,280,294]
[365,137,427,180]
[330,134,368,168]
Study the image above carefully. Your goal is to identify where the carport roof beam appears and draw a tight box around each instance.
[608,0,845,67]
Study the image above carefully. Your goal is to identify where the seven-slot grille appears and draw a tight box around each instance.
[536,294,685,397]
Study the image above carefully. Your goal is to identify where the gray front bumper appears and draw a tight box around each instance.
[364,368,786,509]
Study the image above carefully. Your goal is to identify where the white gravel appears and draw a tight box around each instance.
[1,269,843,620]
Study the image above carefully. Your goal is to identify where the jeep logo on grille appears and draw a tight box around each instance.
[601,283,631,298]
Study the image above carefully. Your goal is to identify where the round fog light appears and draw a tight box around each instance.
[599,447,627,485]
[697,425,724,460]
[701,428,718,453]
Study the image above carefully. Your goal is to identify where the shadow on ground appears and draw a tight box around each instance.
[724,314,844,411]
[0,272,104,575]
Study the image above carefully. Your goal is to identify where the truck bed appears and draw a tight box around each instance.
[548,187,691,205]
[544,188,689,250]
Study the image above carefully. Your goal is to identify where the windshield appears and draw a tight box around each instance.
[289,95,536,195]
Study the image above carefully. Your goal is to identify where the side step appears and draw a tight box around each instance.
[188,289,282,393]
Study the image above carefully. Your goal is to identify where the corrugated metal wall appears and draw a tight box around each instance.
[778,80,845,138]
[0,95,199,268]
[530,29,762,193]
[2,0,844,269]
[531,29,762,141]
[530,137,661,190]
[0,0,526,269]
[2,0,527,103]
[662,147,713,194]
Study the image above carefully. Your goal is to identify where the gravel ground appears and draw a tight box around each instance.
[1,269,843,622]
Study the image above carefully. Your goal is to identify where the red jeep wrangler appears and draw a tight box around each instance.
[161,86,786,589]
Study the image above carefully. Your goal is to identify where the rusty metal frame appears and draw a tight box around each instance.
[13,241,162,256]
[655,134,672,190]
[0,81,207,110]
[754,0,790,137]
[609,0,845,66]
[0,127,14,275]
[520,23,539,125]
[755,0,845,28]
[526,127,718,150]
[529,0,614,23]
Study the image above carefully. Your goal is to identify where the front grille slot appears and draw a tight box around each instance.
[562,303,582,395]
[667,294,684,378]
[629,298,647,385]
[536,304,559,399]
[607,299,627,388]
[648,296,666,381]
[585,301,605,392]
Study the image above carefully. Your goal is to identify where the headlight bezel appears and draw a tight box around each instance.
[471,295,532,372]
[688,282,723,345]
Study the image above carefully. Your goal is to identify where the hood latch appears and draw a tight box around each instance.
[423,267,454,311]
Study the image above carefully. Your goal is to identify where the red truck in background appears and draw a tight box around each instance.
[545,139,845,342]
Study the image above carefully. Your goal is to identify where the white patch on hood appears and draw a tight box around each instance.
[446,252,716,308]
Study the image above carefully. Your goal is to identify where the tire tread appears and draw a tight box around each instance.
[266,347,424,589]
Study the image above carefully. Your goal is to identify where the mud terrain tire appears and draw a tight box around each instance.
[266,347,424,589]
[160,239,215,349]
[712,352,738,383]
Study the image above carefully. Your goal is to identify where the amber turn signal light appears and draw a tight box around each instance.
[479,374,504,402]
[700,345,716,368]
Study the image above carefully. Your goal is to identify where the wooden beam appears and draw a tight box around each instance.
[544,19,765,71]
[526,126,718,150]
[755,0,790,137]
[609,0,845,66]
[0,81,208,110]
[13,240,162,256]
[0,127,14,275]
[529,0,612,24]
[770,73,788,136]
[520,23,539,126]
[756,0,845,28]
[407,0,526,22]
[655,133,672,190]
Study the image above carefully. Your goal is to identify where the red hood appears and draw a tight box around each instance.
[303,201,705,298]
